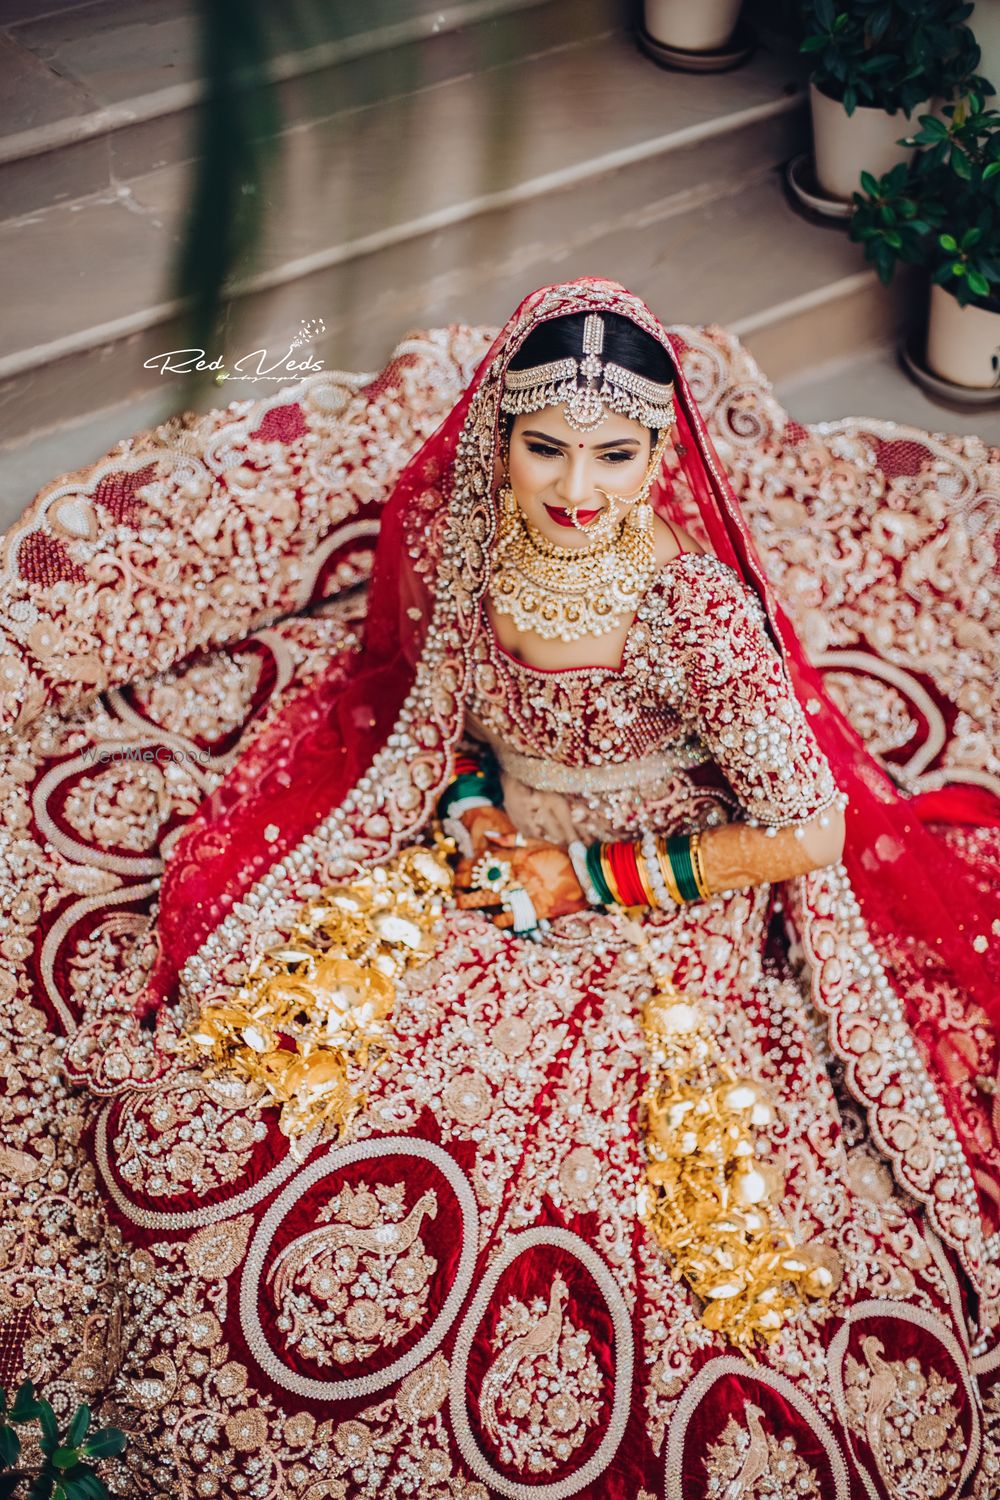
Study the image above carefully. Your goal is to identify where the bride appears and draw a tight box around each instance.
[62,279,1000,1497]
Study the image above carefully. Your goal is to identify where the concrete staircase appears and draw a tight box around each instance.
[0,0,980,533]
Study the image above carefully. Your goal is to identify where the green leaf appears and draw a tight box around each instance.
[38,1403,59,1450]
[939,233,959,251]
[71,1474,108,1500]
[10,1383,39,1422]
[82,1430,126,1462]
[52,1448,81,1471]
[967,269,991,297]
[984,161,1000,180]
[869,4,891,41]
[0,1426,20,1467]
[951,261,967,276]
[931,261,955,284]
[66,1408,90,1450]
[916,116,948,140]
[860,170,880,196]
[62,1479,104,1500]
[801,35,827,52]
[952,149,973,180]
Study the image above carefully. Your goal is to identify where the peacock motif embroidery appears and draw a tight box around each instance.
[477,1273,604,1474]
[704,1403,822,1499]
[842,1338,963,1499]
[267,1180,438,1366]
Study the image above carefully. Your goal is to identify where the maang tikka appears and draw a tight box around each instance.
[499,313,676,433]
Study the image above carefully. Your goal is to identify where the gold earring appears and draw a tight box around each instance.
[627,501,654,534]
[498,480,519,520]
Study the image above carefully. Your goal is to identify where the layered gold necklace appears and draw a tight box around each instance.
[489,499,656,641]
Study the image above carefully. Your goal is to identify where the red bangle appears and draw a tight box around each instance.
[454,754,482,777]
[609,840,646,906]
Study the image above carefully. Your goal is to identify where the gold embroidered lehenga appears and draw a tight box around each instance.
[2,280,1000,1499]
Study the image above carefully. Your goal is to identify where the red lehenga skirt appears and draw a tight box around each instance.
[1,324,999,1498]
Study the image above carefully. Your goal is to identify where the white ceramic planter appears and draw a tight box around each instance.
[810,81,927,201]
[644,0,743,52]
[925,282,1000,389]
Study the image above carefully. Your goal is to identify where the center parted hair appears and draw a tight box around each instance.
[508,311,676,384]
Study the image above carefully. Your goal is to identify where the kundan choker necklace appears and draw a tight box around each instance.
[488,495,656,641]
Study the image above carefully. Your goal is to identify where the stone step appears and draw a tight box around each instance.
[775,341,1000,440]
[0,0,619,218]
[0,165,905,533]
[0,35,810,448]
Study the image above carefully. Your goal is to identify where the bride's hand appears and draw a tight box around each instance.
[459,804,519,858]
[452,831,589,927]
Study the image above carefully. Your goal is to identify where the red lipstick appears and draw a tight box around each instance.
[544,504,602,528]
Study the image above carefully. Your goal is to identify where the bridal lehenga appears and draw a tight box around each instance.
[2,280,1000,1499]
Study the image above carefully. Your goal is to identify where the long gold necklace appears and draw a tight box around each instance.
[488,498,656,641]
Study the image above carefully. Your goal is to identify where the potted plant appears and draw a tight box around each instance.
[0,1380,126,1499]
[850,92,1000,388]
[801,0,984,201]
[643,0,746,57]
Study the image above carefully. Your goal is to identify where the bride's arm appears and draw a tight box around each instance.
[642,555,848,898]
[688,806,845,894]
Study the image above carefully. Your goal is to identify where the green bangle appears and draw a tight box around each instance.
[586,841,614,905]
[439,772,501,817]
[666,835,700,903]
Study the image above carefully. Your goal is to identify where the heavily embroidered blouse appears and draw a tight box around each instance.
[467,552,837,833]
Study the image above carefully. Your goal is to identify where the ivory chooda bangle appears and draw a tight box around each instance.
[640,830,675,909]
[654,836,683,904]
[569,841,602,906]
[634,842,660,908]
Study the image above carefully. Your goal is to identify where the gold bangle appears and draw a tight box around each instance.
[654,836,683,905]
[599,843,623,905]
[634,843,660,908]
[689,831,710,899]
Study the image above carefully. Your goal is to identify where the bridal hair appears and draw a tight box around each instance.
[502,311,677,433]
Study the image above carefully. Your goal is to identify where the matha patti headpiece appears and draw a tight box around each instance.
[500,313,676,433]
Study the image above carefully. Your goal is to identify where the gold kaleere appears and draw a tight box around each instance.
[184,837,455,1145]
[639,970,840,1350]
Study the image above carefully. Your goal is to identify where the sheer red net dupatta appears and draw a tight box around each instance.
[140,360,494,1011]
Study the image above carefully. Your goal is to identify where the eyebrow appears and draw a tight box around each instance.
[521,429,641,450]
